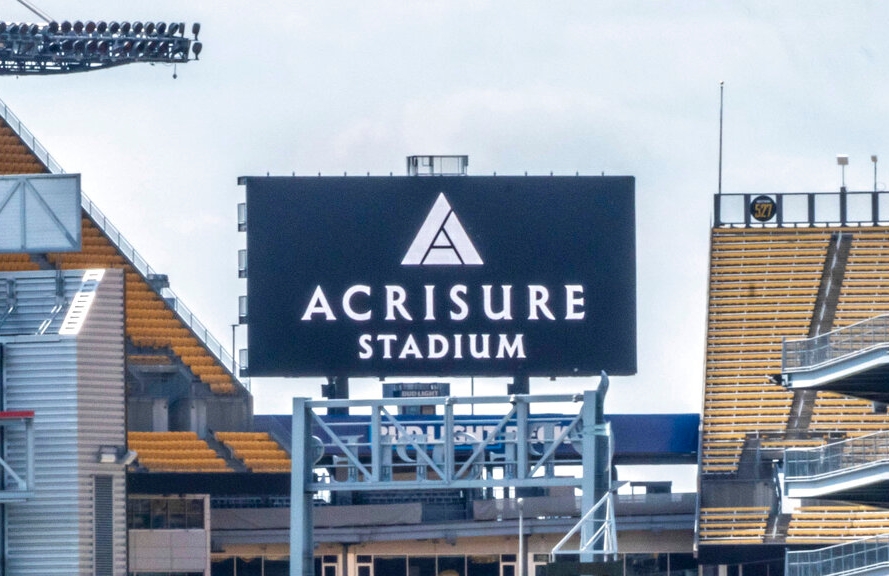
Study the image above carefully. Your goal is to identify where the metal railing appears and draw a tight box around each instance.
[783,314,889,373]
[786,534,889,576]
[785,430,889,480]
[0,95,241,386]
[305,395,589,491]
[0,100,64,175]
[714,191,889,228]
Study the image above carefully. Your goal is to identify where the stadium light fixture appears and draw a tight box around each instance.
[873,155,878,193]
[837,155,849,191]
[0,17,203,75]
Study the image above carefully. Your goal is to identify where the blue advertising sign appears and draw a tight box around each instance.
[253,412,699,465]
[244,176,636,377]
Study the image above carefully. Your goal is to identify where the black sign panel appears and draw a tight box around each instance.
[750,195,777,222]
[245,176,636,377]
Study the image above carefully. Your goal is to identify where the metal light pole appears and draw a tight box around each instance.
[517,497,525,576]
[838,155,849,192]
[231,324,238,375]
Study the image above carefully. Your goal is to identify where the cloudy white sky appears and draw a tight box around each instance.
[0,2,885,427]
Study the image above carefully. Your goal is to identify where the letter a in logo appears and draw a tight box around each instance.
[402,193,483,266]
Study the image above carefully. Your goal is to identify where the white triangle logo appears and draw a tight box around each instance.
[402,193,483,266]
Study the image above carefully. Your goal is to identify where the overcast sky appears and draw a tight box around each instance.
[0,2,885,425]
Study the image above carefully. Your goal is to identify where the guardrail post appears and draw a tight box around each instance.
[840,188,847,225]
[808,192,816,226]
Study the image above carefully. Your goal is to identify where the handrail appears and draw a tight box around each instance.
[785,430,889,480]
[782,314,889,373]
[0,100,65,175]
[714,190,889,229]
[0,95,242,388]
[786,533,889,576]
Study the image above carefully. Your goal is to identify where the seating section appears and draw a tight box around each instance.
[834,231,889,327]
[0,254,39,272]
[44,218,239,395]
[128,431,231,473]
[787,506,889,543]
[703,228,830,474]
[216,431,292,473]
[698,507,769,543]
[810,230,889,434]
[810,392,889,436]
[127,354,174,367]
[0,116,239,396]
[0,122,46,174]
[759,437,826,452]
[703,225,889,549]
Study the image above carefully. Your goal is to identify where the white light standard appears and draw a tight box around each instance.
[517,497,525,576]
[838,155,849,192]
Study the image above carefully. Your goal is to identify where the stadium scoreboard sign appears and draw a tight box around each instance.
[244,175,636,378]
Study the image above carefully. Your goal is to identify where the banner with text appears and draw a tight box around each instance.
[244,176,636,377]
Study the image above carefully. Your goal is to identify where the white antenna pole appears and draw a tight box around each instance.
[718,81,724,195]
[15,0,53,22]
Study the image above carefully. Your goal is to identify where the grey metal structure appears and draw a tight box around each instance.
[783,313,889,374]
[781,314,889,405]
[406,155,469,176]
[0,174,81,253]
[1,268,127,575]
[0,93,244,387]
[784,431,889,502]
[291,384,614,576]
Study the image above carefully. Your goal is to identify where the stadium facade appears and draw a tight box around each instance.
[699,192,889,576]
[0,99,695,576]
[3,94,889,576]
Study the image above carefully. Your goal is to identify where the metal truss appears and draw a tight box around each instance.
[304,394,588,492]
[551,470,619,562]
[291,384,615,576]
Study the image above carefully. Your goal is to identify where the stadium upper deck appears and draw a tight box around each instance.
[700,193,889,573]
[0,103,251,436]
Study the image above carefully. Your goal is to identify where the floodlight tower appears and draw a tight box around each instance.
[0,0,202,75]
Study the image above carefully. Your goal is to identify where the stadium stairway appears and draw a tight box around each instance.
[785,389,818,438]
[215,432,292,473]
[205,432,249,472]
[807,232,853,338]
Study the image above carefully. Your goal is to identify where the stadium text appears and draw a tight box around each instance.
[300,283,585,361]
[300,284,585,322]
